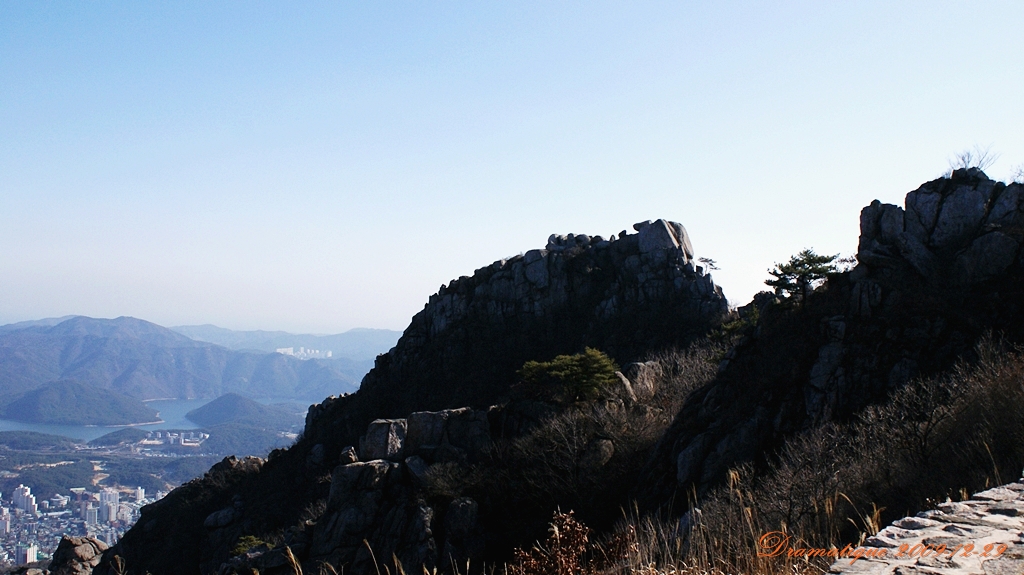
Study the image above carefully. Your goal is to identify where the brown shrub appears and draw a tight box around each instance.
[465,340,725,563]
[674,336,1024,574]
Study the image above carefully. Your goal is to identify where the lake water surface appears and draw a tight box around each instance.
[0,398,214,441]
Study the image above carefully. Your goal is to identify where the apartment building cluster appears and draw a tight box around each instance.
[274,346,333,359]
[0,484,165,567]
[139,430,209,447]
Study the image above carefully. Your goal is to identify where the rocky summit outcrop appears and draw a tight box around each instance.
[859,167,1024,284]
[119,407,494,575]
[93,219,725,575]
[303,219,726,453]
[49,536,109,575]
[636,168,1024,512]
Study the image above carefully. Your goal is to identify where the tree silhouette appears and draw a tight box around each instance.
[516,347,619,403]
[766,249,838,303]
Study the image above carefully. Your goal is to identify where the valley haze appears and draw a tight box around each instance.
[0,316,400,426]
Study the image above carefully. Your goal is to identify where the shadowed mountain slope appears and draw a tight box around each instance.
[306,219,729,448]
[635,167,1024,512]
[86,172,1024,575]
[94,219,729,575]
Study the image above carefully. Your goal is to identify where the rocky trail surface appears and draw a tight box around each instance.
[829,480,1024,575]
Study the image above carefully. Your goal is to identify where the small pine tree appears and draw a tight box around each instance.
[766,249,838,303]
[231,535,266,556]
[517,347,620,403]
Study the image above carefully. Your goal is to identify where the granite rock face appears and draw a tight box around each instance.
[859,167,1024,284]
[306,408,492,572]
[637,169,1024,512]
[48,536,108,575]
[309,460,434,572]
[304,219,727,454]
[359,419,407,461]
[213,409,493,575]
[357,407,492,466]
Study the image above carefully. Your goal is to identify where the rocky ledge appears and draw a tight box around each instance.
[303,218,727,453]
[829,480,1024,575]
[215,357,658,575]
[859,167,1024,284]
[52,537,109,575]
[636,168,1024,511]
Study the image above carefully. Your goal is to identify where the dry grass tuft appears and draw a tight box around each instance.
[507,337,1024,575]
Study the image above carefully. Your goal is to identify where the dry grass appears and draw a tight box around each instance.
[659,336,1024,575]
[506,336,1024,575]
[212,338,1024,575]
[478,340,726,537]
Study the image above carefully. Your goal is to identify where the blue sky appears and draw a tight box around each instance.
[2,2,1023,333]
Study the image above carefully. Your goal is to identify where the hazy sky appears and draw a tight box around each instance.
[2,2,1023,333]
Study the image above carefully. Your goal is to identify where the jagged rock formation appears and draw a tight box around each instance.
[859,167,1024,284]
[94,219,726,575]
[95,456,266,575]
[218,408,494,574]
[49,536,109,575]
[83,171,1024,574]
[827,480,1024,575]
[636,168,1024,511]
[303,219,726,454]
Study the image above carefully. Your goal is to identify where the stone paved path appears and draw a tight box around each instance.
[829,480,1024,575]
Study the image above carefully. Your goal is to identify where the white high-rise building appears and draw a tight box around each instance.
[12,485,37,515]
[15,544,37,565]
[98,499,116,521]
[117,503,133,522]
[135,487,145,502]
[85,505,98,525]
[13,485,29,509]
[100,487,119,507]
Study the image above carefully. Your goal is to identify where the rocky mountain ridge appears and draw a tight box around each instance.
[90,218,728,575]
[84,172,1024,575]
[636,167,1024,511]
[303,218,727,449]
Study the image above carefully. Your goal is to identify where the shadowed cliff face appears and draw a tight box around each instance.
[96,219,728,575]
[302,219,728,449]
[89,172,1024,575]
[635,168,1024,513]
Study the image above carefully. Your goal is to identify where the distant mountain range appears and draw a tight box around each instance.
[0,316,400,425]
[168,324,401,389]
[170,324,400,362]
